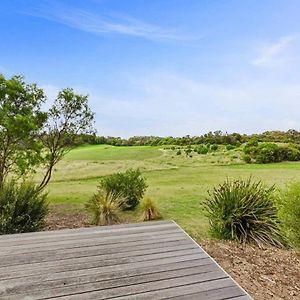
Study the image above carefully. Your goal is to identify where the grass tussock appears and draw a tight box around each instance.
[140,197,161,221]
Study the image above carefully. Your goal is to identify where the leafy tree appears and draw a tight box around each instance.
[39,88,94,190]
[0,74,47,186]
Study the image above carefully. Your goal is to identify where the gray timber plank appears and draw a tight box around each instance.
[168,286,246,300]
[0,229,181,253]
[0,220,172,241]
[0,231,183,255]
[0,221,252,300]
[0,238,191,267]
[1,260,217,296]
[107,279,239,300]
[0,248,206,280]
[0,223,178,247]
[0,243,200,273]
[3,267,223,299]
[51,277,234,300]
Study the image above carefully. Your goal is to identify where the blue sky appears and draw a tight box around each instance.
[1,0,300,137]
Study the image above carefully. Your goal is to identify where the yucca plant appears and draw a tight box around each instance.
[85,189,122,226]
[203,178,283,247]
[140,197,161,221]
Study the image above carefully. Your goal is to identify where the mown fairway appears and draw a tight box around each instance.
[46,144,300,238]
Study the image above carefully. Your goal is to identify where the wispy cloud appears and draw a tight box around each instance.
[26,3,185,42]
[252,34,299,67]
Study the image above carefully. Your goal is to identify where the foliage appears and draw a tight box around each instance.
[277,183,300,249]
[176,149,182,155]
[0,180,48,234]
[243,142,300,164]
[210,144,218,151]
[196,145,209,154]
[226,144,235,151]
[0,74,95,191]
[203,178,283,247]
[39,88,94,190]
[0,74,47,185]
[141,197,161,221]
[242,154,252,164]
[85,189,121,226]
[99,169,147,210]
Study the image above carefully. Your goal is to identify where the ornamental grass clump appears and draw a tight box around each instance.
[204,178,283,247]
[140,197,161,221]
[0,180,48,234]
[85,189,122,226]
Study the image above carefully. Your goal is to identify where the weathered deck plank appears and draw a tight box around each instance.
[0,220,252,299]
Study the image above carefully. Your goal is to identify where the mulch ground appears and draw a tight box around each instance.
[45,206,300,300]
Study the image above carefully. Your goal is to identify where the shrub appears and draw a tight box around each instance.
[277,183,300,249]
[196,145,209,155]
[242,154,252,164]
[203,178,283,247]
[176,150,182,155]
[85,189,122,226]
[0,181,48,234]
[226,144,235,151]
[140,197,161,221]
[210,144,218,151]
[99,169,147,210]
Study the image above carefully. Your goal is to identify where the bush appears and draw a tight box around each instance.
[0,181,48,234]
[176,150,182,155]
[140,197,161,221]
[226,144,235,151]
[85,189,121,226]
[242,154,252,164]
[196,145,209,154]
[210,144,218,151]
[277,183,300,249]
[203,178,283,247]
[99,169,147,210]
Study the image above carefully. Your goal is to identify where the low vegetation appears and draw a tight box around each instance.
[98,169,147,210]
[204,178,283,247]
[0,181,48,234]
[85,189,122,226]
[140,197,161,221]
[277,182,300,250]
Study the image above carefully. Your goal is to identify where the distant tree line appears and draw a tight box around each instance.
[74,129,300,147]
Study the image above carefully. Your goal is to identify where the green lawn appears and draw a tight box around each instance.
[46,144,300,239]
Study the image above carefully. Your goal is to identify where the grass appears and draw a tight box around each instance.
[45,144,300,239]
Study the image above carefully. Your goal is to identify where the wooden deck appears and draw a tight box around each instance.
[0,221,252,299]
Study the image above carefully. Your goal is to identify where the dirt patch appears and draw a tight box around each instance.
[45,204,90,230]
[201,239,300,300]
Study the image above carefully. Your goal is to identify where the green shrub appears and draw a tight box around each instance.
[99,169,147,210]
[210,144,218,151]
[277,183,300,249]
[85,189,121,226]
[242,154,252,164]
[196,145,209,154]
[176,150,182,155]
[140,197,161,221]
[0,181,48,234]
[226,144,235,151]
[203,178,283,247]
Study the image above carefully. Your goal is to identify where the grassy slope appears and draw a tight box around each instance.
[46,144,300,238]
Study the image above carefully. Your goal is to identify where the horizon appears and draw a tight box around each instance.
[1,0,300,137]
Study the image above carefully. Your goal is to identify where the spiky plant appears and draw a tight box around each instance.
[85,189,122,226]
[141,197,161,221]
[203,178,283,247]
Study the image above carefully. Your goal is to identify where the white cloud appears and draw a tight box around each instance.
[27,4,184,42]
[84,72,300,137]
[252,35,299,67]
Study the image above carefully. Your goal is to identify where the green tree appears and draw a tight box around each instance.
[39,88,94,190]
[0,74,47,186]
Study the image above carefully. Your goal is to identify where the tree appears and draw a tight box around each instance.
[39,88,94,190]
[0,74,47,186]
[0,74,95,190]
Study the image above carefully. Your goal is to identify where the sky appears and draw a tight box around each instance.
[1,0,300,137]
